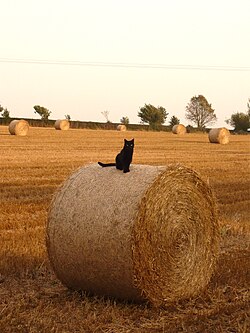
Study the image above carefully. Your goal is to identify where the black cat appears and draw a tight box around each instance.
[98,139,134,173]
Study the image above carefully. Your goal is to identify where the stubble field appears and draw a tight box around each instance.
[0,126,249,333]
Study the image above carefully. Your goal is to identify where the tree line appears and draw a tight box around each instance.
[136,96,250,131]
[1,96,250,132]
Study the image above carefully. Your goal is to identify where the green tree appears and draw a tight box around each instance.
[169,115,180,127]
[226,112,250,132]
[185,95,217,130]
[138,104,168,130]
[226,99,250,131]
[120,116,129,125]
[0,105,10,119]
[2,108,10,119]
[33,105,51,123]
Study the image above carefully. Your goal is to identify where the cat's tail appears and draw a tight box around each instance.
[98,162,116,167]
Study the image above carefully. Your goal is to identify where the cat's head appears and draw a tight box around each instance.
[124,138,134,148]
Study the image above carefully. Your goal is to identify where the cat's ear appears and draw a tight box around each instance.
[124,139,127,143]
[131,138,134,143]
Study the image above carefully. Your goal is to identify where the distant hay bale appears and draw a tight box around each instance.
[117,124,127,131]
[8,120,29,136]
[172,124,187,134]
[54,119,70,130]
[208,127,230,144]
[47,163,219,306]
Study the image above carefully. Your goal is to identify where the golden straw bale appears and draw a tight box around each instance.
[47,163,219,306]
[117,124,127,131]
[208,127,230,144]
[8,119,29,136]
[54,119,70,130]
[172,124,187,134]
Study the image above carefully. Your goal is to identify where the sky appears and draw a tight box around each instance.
[0,0,249,127]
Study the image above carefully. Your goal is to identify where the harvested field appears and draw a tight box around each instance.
[0,126,249,332]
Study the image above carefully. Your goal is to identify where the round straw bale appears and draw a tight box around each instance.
[208,127,230,144]
[172,124,187,134]
[54,119,70,130]
[117,124,127,131]
[8,119,29,136]
[47,163,219,306]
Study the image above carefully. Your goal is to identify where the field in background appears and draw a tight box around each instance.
[0,126,249,332]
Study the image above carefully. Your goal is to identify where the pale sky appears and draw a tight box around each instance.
[1,0,249,127]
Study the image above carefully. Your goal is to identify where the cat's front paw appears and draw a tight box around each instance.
[123,169,130,173]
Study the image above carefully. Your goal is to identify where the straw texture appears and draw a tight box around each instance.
[117,124,127,131]
[208,127,230,144]
[8,120,29,136]
[172,124,187,134]
[54,119,70,130]
[47,163,219,306]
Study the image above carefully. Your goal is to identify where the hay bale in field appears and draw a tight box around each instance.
[8,119,29,136]
[117,124,127,131]
[54,119,70,130]
[208,127,230,144]
[46,163,219,306]
[172,124,187,134]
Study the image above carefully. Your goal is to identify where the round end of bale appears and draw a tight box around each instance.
[47,163,219,306]
[208,127,230,144]
[172,124,187,134]
[117,124,127,131]
[54,119,70,130]
[132,164,219,305]
[8,119,29,136]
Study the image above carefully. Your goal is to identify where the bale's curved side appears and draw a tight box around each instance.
[8,120,29,136]
[208,128,230,144]
[117,124,127,131]
[47,163,219,306]
[54,119,70,130]
[47,164,163,302]
[172,124,187,134]
[8,120,19,135]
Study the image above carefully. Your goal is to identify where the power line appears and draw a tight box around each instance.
[0,57,249,72]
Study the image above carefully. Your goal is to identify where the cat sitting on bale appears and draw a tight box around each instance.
[98,139,134,173]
